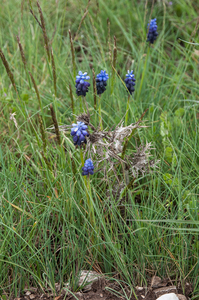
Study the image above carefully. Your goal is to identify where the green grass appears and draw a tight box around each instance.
[0,0,199,298]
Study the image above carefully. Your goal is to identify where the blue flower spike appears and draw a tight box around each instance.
[71,121,89,146]
[82,158,94,176]
[124,70,136,95]
[147,18,158,44]
[75,71,90,97]
[96,70,109,95]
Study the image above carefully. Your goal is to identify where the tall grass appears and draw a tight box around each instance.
[0,0,199,298]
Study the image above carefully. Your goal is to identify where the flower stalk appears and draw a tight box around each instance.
[92,68,97,111]
[98,95,103,130]
[82,159,96,233]
[125,95,130,127]
[69,84,75,121]
[96,70,109,130]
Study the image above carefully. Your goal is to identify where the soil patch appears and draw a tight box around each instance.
[10,277,192,300]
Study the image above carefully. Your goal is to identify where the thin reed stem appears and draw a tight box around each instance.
[41,151,52,171]
[73,0,90,41]
[21,0,25,18]
[29,71,42,110]
[30,9,42,28]
[107,18,112,64]
[16,35,31,88]
[137,46,150,101]
[111,36,117,95]
[38,114,47,153]
[89,13,105,63]
[69,30,76,80]
[37,1,50,61]
[50,104,61,146]
[16,36,27,71]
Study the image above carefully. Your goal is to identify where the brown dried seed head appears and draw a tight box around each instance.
[16,35,27,69]
[51,48,57,96]
[0,48,17,93]
[37,1,50,61]
[77,113,90,125]
[29,71,42,109]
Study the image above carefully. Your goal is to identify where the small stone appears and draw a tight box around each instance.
[136,286,144,291]
[78,270,101,291]
[151,276,162,287]
[29,295,35,299]
[141,296,145,299]
[100,294,103,297]
[25,291,31,296]
[55,283,61,292]
[154,287,177,298]
[157,293,179,300]
[177,295,187,300]
[75,292,84,299]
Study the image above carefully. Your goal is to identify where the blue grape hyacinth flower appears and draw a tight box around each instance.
[124,70,136,95]
[147,18,158,44]
[71,121,89,146]
[82,158,94,176]
[75,71,90,97]
[96,70,109,95]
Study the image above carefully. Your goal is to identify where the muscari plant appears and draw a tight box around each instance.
[1,11,159,245]
[57,19,159,210]
[67,19,158,206]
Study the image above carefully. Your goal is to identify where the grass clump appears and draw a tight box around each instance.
[0,0,199,298]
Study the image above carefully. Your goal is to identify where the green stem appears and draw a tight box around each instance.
[87,176,94,220]
[125,95,130,126]
[80,149,84,165]
[80,149,88,197]
[86,176,96,241]
[80,96,83,113]
[98,94,103,130]
[137,46,150,101]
